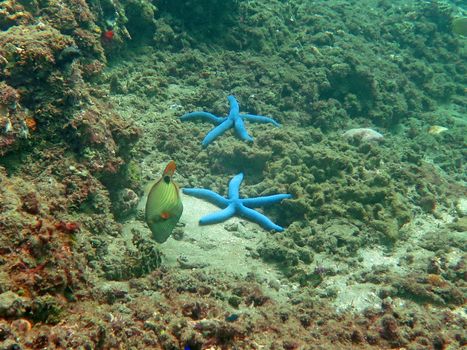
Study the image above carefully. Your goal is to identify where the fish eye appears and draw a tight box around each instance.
[163,175,170,183]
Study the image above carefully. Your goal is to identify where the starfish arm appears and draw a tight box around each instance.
[227,95,240,116]
[182,188,229,207]
[228,173,244,200]
[239,205,285,232]
[242,194,292,208]
[199,204,236,225]
[202,119,234,147]
[180,111,224,124]
[234,117,254,142]
[242,114,281,127]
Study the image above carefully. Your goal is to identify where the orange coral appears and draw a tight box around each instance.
[426,274,447,287]
[24,117,36,131]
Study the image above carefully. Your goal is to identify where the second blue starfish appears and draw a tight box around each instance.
[183,173,292,232]
[180,95,280,147]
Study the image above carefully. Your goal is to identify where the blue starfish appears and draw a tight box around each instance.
[183,173,292,232]
[180,95,280,147]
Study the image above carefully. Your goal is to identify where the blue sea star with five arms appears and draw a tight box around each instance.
[180,95,281,147]
[183,173,292,232]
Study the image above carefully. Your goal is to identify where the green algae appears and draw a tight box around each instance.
[30,295,63,324]
[156,0,238,40]
[123,159,142,189]
[123,0,157,40]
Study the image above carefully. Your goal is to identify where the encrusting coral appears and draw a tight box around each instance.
[0,0,465,349]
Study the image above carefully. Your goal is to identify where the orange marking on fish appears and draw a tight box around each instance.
[160,212,170,219]
[163,160,176,177]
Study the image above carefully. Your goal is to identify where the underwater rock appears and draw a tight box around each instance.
[114,188,139,218]
[57,45,81,65]
[0,291,28,318]
[449,217,467,232]
[21,192,40,215]
[455,198,467,217]
[342,128,383,142]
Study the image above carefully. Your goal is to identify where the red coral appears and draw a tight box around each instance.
[54,221,80,234]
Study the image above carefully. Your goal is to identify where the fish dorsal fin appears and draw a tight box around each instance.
[163,160,176,177]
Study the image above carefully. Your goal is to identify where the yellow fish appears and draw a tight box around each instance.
[145,160,183,243]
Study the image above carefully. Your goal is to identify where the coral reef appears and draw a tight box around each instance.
[0,0,465,349]
[0,166,89,322]
[154,0,238,41]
